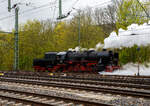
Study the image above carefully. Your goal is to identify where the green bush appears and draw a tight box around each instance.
[119,45,150,66]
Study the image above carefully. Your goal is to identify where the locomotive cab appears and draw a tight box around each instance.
[44,52,58,68]
[44,52,57,60]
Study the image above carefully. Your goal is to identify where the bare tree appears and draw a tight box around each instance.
[94,4,117,36]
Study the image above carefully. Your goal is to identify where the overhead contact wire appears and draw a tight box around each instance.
[0,2,58,21]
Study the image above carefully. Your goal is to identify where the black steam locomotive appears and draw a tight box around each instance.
[33,49,120,73]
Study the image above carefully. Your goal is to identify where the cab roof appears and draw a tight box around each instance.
[45,52,57,55]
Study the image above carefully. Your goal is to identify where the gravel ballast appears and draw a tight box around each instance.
[0,81,150,106]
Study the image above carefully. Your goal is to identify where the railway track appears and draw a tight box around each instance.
[0,77,150,98]
[1,74,150,89]
[0,88,110,106]
[2,71,150,79]
[1,80,150,106]
[0,72,150,105]
[4,73,150,84]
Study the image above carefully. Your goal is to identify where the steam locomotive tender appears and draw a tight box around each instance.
[33,49,120,73]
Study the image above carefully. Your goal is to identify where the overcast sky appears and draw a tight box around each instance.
[0,0,112,31]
